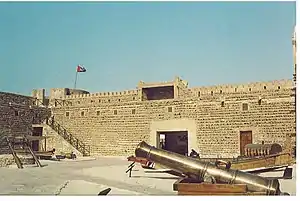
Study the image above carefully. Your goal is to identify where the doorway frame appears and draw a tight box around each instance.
[157,131,189,155]
[150,119,197,154]
[32,126,43,152]
[239,130,253,156]
[235,127,259,156]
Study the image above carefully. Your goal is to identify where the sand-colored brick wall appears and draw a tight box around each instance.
[50,79,295,158]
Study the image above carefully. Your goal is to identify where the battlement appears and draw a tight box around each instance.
[32,78,293,105]
[65,89,139,99]
[190,79,293,96]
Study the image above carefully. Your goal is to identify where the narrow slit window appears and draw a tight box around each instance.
[66,112,69,117]
[132,109,136,114]
[114,110,117,115]
[168,107,173,112]
[97,111,100,116]
[81,111,84,116]
[242,103,249,111]
[221,101,225,107]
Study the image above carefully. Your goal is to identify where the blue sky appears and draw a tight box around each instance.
[0,1,296,95]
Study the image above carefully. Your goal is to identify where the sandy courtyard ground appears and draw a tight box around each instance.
[0,157,296,196]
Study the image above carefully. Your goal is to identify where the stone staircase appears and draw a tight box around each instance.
[2,100,91,157]
[45,118,91,156]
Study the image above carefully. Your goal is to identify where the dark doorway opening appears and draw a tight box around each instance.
[32,127,43,152]
[240,130,253,156]
[157,131,188,156]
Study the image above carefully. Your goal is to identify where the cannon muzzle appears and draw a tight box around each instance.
[135,141,283,195]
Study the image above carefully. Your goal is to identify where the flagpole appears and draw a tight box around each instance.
[74,71,78,89]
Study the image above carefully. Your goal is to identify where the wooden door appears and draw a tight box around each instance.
[240,131,252,156]
[32,127,43,152]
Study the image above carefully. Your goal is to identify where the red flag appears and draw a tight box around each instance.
[77,65,86,72]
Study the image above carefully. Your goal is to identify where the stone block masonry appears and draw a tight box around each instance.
[0,92,51,154]
[50,78,296,158]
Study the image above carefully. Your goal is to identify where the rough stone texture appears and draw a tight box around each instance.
[0,154,15,167]
[0,154,35,167]
[38,124,82,156]
[48,78,295,157]
[0,91,51,154]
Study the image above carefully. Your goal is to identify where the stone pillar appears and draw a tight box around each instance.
[49,88,68,107]
[32,89,45,106]
[137,81,144,101]
[173,76,180,99]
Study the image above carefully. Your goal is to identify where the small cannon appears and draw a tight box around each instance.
[244,143,282,157]
[135,141,288,195]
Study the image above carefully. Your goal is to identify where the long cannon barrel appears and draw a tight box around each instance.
[135,141,283,195]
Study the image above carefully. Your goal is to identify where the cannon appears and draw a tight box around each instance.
[135,141,287,195]
[244,143,283,157]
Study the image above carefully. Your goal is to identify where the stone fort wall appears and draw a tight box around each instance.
[0,91,51,154]
[50,78,296,158]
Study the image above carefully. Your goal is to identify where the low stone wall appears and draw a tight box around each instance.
[0,154,15,167]
[0,154,35,168]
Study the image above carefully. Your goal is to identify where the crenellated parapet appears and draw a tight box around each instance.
[189,79,293,104]
[46,78,293,108]
[65,89,138,99]
[190,79,293,96]
[26,78,292,111]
